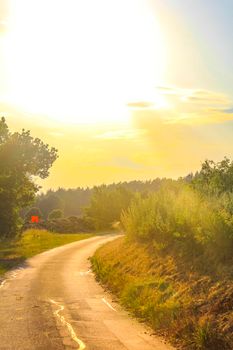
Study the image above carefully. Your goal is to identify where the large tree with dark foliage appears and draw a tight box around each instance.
[0,117,58,239]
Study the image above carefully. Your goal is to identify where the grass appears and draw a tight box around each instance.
[0,229,93,276]
[92,238,180,331]
[91,237,233,350]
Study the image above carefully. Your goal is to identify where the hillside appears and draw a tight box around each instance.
[92,237,233,349]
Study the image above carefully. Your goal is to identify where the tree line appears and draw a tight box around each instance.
[23,178,174,233]
[2,117,233,246]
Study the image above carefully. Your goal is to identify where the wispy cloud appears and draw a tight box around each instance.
[157,86,229,105]
[127,101,154,109]
[222,107,233,114]
[131,108,233,176]
[101,157,144,170]
[126,86,233,125]
[183,90,229,105]
[126,87,233,123]
[95,129,147,140]
[48,131,64,138]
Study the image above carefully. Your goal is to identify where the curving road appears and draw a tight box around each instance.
[0,235,175,350]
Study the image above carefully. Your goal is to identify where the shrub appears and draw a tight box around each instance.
[46,215,93,233]
[121,184,233,262]
[48,208,63,220]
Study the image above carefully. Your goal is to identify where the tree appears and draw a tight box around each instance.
[0,117,58,239]
[85,185,133,230]
[48,209,63,220]
[192,157,233,195]
[37,193,63,218]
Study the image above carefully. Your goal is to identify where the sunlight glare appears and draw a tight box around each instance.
[4,0,166,123]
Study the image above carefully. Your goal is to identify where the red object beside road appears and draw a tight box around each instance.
[31,216,39,223]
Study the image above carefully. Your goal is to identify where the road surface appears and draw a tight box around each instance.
[0,235,175,350]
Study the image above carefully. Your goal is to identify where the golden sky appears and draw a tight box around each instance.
[1,0,233,190]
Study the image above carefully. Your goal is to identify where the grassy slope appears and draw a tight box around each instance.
[0,229,93,276]
[91,237,233,350]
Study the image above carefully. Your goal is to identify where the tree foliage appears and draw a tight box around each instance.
[32,179,171,222]
[85,185,134,230]
[36,193,63,219]
[48,208,63,220]
[192,157,233,195]
[0,117,58,239]
[122,158,233,262]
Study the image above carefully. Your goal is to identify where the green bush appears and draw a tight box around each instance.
[85,185,133,230]
[48,208,63,220]
[121,184,233,262]
[46,215,93,233]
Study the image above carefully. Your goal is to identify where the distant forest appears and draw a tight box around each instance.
[32,178,177,219]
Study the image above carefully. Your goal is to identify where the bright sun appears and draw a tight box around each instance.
[4,0,166,124]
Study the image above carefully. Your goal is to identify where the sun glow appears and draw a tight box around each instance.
[4,0,166,124]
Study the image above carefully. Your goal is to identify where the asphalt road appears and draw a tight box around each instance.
[0,235,175,350]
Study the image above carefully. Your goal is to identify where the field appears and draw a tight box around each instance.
[0,229,93,276]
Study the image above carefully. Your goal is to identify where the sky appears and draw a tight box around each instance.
[0,0,233,190]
